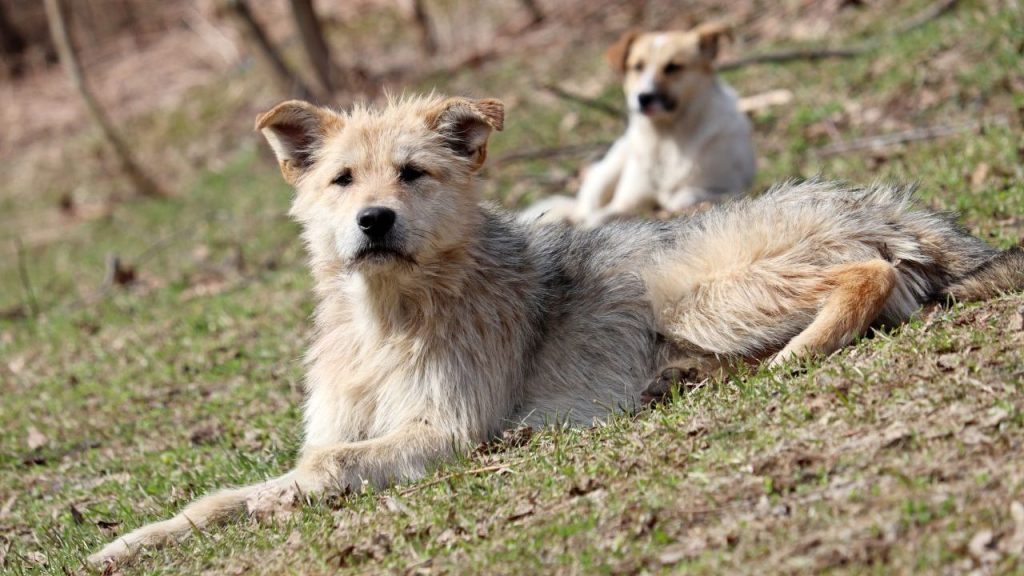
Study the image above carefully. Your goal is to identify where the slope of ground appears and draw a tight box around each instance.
[1,0,1022,574]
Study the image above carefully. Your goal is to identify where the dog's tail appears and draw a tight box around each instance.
[87,479,272,567]
[941,246,1024,302]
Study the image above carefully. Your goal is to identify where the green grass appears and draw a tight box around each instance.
[1,1,1023,574]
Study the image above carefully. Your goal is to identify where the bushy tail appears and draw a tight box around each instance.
[88,480,270,566]
[942,246,1024,302]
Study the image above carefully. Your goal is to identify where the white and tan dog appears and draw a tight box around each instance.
[527,24,757,226]
[89,94,1023,567]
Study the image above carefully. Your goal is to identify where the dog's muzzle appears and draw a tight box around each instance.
[352,206,414,266]
[357,206,396,240]
[637,92,676,115]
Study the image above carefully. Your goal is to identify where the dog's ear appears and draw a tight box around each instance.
[255,100,339,185]
[694,22,732,61]
[606,29,640,73]
[426,97,504,171]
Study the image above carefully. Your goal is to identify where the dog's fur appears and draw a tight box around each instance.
[525,24,756,226]
[90,94,1022,566]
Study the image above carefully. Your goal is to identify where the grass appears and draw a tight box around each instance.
[1,0,1023,574]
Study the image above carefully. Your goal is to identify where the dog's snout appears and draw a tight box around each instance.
[637,93,658,109]
[357,207,396,239]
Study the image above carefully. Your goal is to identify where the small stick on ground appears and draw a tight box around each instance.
[14,238,39,318]
[398,464,512,496]
[541,83,622,119]
[719,0,960,72]
[897,0,960,34]
[494,142,610,166]
[738,89,794,114]
[815,117,1009,156]
[718,47,866,71]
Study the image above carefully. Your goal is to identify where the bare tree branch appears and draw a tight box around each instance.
[494,142,609,166]
[225,0,315,100]
[718,0,961,72]
[519,0,544,25]
[718,47,866,71]
[15,238,39,319]
[411,0,438,56]
[289,0,335,96]
[815,117,1008,157]
[540,83,622,119]
[43,0,166,198]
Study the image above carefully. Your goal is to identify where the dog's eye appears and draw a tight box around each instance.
[333,169,353,187]
[664,62,683,75]
[631,60,645,72]
[399,165,426,184]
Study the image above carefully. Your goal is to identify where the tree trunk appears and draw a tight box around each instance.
[519,0,544,25]
[43,0,165,198]
[289,0,334,95]
[0,0,28,77]
[411,0,438,56]
[225,0,314,100]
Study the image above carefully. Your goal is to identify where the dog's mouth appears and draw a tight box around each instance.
[353,244,416,266]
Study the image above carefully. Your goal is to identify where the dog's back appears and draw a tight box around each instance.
[518,180,1018,414]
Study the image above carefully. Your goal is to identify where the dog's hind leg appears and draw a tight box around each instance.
[770,259,897,366]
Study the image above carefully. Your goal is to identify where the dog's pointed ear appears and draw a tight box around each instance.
[606,29,640,73]
[694,22,732,61]
[427,97,504,171]
[255,100,339,185]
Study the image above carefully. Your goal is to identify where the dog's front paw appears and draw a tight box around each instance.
[87,538,135,569]
[246,483,302,523]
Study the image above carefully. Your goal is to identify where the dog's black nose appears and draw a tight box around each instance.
[357,207,396,239]
[638,93,658,109]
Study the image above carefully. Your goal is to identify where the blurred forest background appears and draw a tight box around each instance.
[1,1,1023,574]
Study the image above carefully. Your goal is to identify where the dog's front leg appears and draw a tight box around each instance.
[582,156,657,227]
[253,422,457,509]
[574,137,630,221]
[90,423,455,567]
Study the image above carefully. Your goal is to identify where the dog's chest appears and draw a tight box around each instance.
[644,138,695,195]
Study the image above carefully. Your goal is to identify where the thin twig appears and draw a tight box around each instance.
[540,83,622,119]
[897,0,960,34]
[494,142,609,166]
[815,116,1009,156]
[718,47,866,71]
[14,238,39,318]
[719,0,960,72]
[398,464,512,496]
[43,0,167,198]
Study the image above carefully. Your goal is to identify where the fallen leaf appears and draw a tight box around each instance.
[105,254,136,286]
[285,530,303,548]
[382,495,410,515]
[1009,307,1024,331]
[1000,501,1024,555]
[658,537,707,564]
[507,503,534,522]
[26,426,48,450]
[69,504,85,525]
[970,162,990,190]
[969,529,1000,564]
[0,495,15,519]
